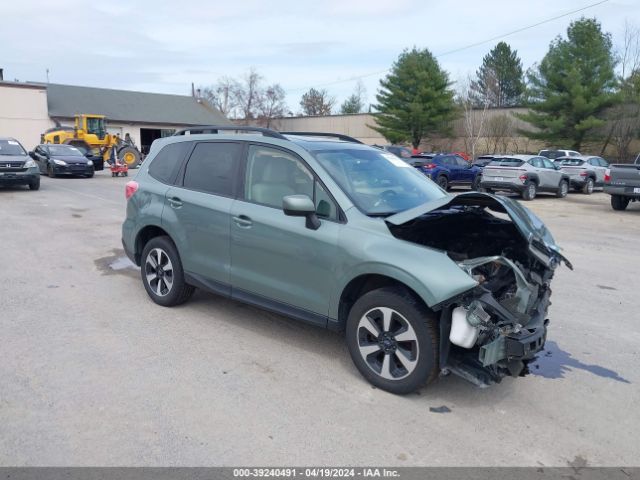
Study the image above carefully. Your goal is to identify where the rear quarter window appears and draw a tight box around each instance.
[148,142,191,184]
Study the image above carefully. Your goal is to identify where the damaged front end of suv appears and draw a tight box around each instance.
[386,192,572,387]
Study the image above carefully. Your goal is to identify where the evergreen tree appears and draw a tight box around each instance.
[340,81,367,114]
[373,48,456,148]
[518,18,619,150]
[471,42,524,107]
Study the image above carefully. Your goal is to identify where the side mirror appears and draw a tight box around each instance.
[28,151,37,159]
[554,165,561,170]
[283,195,321,230]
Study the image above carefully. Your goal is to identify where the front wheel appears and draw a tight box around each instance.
[29,179,40,191]
[522,182,537,201]
[346,287,439,395]
[141,236,194,306]
[611,195,629,211]
[471,176,482,191]
[556,180,569,198]
[48,165,57,178]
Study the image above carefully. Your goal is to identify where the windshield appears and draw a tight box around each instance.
[0,139,27,156]
[312,147,446,215]
[48,145,83,157]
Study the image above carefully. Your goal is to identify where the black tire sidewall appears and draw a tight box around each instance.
[523,182,536,200]
[140,236,188,307]
[345,288,438,394]
[557,180,568,198]
[583,178,594,194]
[437,176,448,190]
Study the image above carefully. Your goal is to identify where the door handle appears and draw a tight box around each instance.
[233,215,252,228]
[167,197,183,208]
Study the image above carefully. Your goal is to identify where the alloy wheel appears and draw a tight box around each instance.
[144,248,174,297]
[356,307,419,380]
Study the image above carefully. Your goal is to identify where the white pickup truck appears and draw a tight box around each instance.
[604,153,640,210]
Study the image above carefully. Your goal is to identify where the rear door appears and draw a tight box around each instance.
[162,141,244,292]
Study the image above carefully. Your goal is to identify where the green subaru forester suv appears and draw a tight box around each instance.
[122,127,571,394]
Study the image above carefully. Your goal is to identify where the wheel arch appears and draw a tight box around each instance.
[336,274,432,332]
[134,224,172,266]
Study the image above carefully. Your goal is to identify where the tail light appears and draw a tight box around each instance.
[604,169,611,183]
[125,181,138,200]
[518,174,528,183]
[579,171,588,177]
[424,163,437,169]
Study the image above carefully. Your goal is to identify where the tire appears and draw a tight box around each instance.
[345,287,439,395]
[582,177,594,195]
[48,164,57,178]
[611,195,629,211]
[436,175,448,190]
[471,176,482,191]
[29,178,40,191]
[556,180,569,198]
[522,182,537,201]
[117,146,141,168]
[85,172,94,178]
[140,236,195,307]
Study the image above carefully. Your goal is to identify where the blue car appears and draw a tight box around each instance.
[409,153,482,190]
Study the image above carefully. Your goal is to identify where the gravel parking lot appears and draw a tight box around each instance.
[1,171,639,467]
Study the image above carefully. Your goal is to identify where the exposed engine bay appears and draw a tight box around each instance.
[386,194,571,387]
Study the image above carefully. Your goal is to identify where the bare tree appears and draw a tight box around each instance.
[200,76,240,118]
[257,84,287,127]
[601,20,640,160]
[300,88,335,116]
[234,68,265,124]
[457,75,488,159]
[483,113,515,154]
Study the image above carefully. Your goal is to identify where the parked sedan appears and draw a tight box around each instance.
[554,155,609,194]
[481,155,570,200]
[410,153,482,190]
[31,144,95,178]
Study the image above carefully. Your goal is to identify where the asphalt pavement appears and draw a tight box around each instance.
[1,171,638,466]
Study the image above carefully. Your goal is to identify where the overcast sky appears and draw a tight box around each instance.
[0,0,637,113]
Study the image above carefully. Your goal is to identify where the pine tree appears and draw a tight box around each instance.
[471,42,524,107]
[518,18,619,150]
[373,48,456,148]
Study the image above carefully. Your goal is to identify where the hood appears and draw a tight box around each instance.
[0,154,28,163]
[50,155,90,164]
[386,192,572,269]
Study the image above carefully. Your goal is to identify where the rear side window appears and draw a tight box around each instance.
[183,142,242,196]
[148,142,191,184]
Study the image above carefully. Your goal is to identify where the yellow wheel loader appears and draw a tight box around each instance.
[42,114,142,168]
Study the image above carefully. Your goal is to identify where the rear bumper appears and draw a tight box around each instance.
[480,180,525,193]
[0,170,39,185]
[605,184,640,198]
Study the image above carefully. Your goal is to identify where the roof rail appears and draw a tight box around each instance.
[280,131,363,144]
[173,125,287,139]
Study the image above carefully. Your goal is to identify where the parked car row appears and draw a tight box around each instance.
[0,137,102,191]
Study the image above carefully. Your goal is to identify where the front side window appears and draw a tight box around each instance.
[245,145,313,208]
[312,146,446,216]
[183,142,242,196]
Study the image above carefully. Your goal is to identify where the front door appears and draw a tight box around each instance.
[541,157,562,187]
[229,144,341,323]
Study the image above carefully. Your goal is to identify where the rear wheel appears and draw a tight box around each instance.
[346,287,439,395]
[436,175,448,190]
[141,236,194,306]
[582,177,594,195]
[522,182,537,201]
[556,180,569,198]
[611,195,629,211]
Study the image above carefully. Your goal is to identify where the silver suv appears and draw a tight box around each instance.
[555,155,609,194]
[480,155,570,200]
